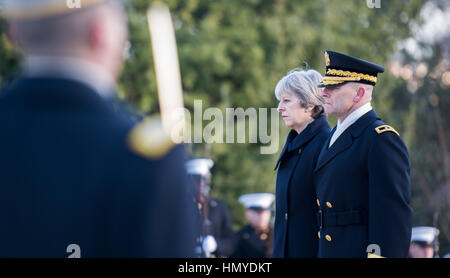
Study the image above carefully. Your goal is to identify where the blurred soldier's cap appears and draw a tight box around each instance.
[185,158,214,176]
[238,193,275,211]
[318,50,385,88]
[1,0,107,20]
[411,226,440,246]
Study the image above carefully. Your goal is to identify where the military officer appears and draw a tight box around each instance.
[409,226,440,258]
[232,193,275,258]
[314,50,413,258]
[185,158,235,258]
[0,0,197,257]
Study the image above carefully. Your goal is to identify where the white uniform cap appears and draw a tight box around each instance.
[411,226,440,244]
[238,193,275,211]
[2,0,106,20]
[185,158,214,176]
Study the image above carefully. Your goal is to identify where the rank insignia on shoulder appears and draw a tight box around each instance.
[127,116,174,160]
[375,125,399,136]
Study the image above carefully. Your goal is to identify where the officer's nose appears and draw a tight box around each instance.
[322,88,330,99]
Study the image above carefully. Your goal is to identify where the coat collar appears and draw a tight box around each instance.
[314,110,380,173]
[346,109,381,138]
[274,115,329,170]
[24,55,116,99]
[1,77,116,114]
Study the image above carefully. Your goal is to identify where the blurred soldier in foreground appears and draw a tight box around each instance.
[232,193,275,258]
[0,0,196,257]
[409,226,440,258]
[185,158,235,258]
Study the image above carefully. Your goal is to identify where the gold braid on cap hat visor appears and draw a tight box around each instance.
[319,80,346,85]
[326,69,377,83]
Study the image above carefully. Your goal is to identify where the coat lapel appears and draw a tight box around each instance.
[274,116,329,170]
[314,110,380,173]
[314,129,352,173]
[274,130,297,170]
[316,126,335,168]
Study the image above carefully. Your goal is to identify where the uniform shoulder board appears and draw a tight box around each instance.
[374,125,399,136]
[127,116,174,159]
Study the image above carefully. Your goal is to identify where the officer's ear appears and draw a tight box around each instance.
[353,86,365,103]
[88,14,107,52]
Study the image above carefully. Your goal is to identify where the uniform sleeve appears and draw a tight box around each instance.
[111,144,198,258]
[215,202,236,257]
[147,145,199,258]
[367,131,413,258]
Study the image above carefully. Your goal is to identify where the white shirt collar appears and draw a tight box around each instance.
[23,55,116,99]
[329,102,373,147]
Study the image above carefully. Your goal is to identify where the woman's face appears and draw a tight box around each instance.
[277,91,310,130]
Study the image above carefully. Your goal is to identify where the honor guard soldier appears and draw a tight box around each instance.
[314,50,413,258]
[232,193,275,258]
[186,158,235,258]
[409,226,440,258]
[0,0,196,257]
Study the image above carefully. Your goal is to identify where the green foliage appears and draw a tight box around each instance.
[399,42,450,255]
[0,19,20,85]
[122,0,425,230]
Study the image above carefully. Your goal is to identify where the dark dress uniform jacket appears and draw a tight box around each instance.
[194,196,235,257]
[232,225,273,258]
[273,115,331,257]
[314,110,413,258]
[207,198,235,257]
[0,77,197,257]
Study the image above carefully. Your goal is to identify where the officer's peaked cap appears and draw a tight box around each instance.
[318,50,385,88]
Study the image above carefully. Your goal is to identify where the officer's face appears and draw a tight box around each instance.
[188,174,206,198]
[98,2,129,79]
[245,209,271,230]
[322,83,357,119]
[409,243,434,258]
[277,91,311,131]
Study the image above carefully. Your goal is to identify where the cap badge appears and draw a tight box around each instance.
[324,52,330,66]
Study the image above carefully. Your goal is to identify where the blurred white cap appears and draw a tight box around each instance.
[239,193,275,211]
[411,226,440,245]
[185,158,214,176]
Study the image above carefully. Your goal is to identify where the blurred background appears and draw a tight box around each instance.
[1,0,449,256]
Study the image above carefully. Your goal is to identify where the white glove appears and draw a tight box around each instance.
[202,235,217,257]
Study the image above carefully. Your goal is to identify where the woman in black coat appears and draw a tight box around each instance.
[272,69,331,257]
